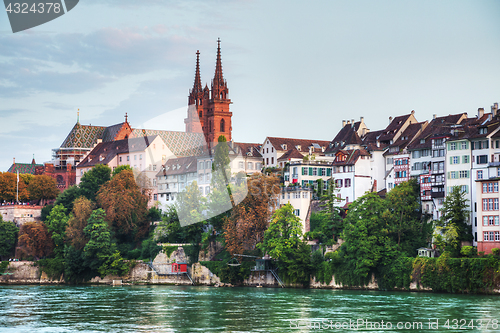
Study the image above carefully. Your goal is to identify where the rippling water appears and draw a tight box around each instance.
[0,285,499,332]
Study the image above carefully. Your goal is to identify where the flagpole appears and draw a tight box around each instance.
[16,171,19,204]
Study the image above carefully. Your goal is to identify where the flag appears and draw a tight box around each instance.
[17,171,19,183]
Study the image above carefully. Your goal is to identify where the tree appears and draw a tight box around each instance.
[0,172,29,202]
[112,165,132,177]
[223,174,280,255]
[66,196,93,250]
[44,204,69,258]
[258,204,311,285]
[338,192,398,285]
[437,185,472,243]
[0,216,18,260]
[54,185,82,212]
[96,169,149,242]
[175,180,207,228]
[83,209,115,275]
[385,179,432,255]
[154,206,204,244]
[79,164,112,202]
[28,175,59,205]
[17,222,54,260]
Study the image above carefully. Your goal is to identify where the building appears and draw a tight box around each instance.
[184,39,233,145]
[280,187,314,235]
[0,204,42,227]
[261,137,330,168]
[476,178,500,254]
[7,157,44,176]
[76,135,172,206]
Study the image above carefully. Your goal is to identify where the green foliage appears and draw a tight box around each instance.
[460,246,477,258]
[54,186,81,212]
[412,255,500,293]
[147,207,162,222]
[64,246,91,283]
[183,244,200,265]
[0,217,18,259]
[79,164,112,202]
[97,251,130,277]
[139,238,162,260]
[44,204,69,258]
[200,250,255,285]
[0,261,9,274]
[435,186,473,255]
[154,207,205,245]
[37,258,65,280]
[162,245,178,258]
[112,165,132,177]
[376,256,414,290]
[492,248,500,256]
[40,204,54,222]
[258,204,311,285]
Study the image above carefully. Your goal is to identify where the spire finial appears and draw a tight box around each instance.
[77,109,80,123]
[192,50,202,93]
[212,38,225,98]
[125,113,128,123]
[32,154,35,165]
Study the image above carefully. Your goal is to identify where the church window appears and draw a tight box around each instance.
[220,119,225,132]
[199,111,202,118]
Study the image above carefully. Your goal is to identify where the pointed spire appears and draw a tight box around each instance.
[213,38,224,87]
[32,154,35,165]
[77,109,80,123]
[192,50,202,93]
[125,113,128,123]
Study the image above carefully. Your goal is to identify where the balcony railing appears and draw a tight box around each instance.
[431,191,445,198]
[489,162,500,167]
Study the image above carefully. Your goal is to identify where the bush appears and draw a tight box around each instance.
[492,248,500,256]
[37,258,65,280]
[460,246,477,258]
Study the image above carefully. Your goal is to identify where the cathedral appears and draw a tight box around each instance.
[184,39,233,145]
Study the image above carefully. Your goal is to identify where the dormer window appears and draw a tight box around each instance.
[296,145,301,151]
[479,127,487,134]
[281,144,287,150]
[420,139,425,144]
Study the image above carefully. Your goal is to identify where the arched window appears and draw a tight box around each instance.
[199,98,202,105]
[220,92,224,99]
[199,111,202,118]
[220,119,225,132]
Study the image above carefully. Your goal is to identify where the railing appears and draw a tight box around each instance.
[270,269,285,288]
[431,191,445,198]
[489,162,500,167]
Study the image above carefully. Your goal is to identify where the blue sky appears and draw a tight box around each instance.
[0,0,499,171]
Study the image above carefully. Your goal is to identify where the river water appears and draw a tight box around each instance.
[0,285,499,332]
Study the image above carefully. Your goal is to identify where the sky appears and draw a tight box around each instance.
[0,0,499,171]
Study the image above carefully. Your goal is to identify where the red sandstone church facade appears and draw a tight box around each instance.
[184,39,233,145]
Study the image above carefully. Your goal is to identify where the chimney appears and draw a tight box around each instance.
[433,114,436,119]
[411,110,415,115]
[389,116,393,124]
[351,119,354,125]
[478,108,484,118]
[346,120,350,125]
[13,157,15,164]
[342,120,346,127]
[492,103,499,117]
[360,116,364,123]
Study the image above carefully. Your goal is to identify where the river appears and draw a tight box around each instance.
[0,285,498,332]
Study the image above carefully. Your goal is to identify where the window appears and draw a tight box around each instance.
[134,155,137,160]
[477,155,488,164]
[321,168,326,176]
[336,179,343,187]
[477,170,483,180]
[238,161,244,168]
[199,174,203,182]
[220,119,225,132]
[496,199,499,210]
[345,178,351,187]
[495,183,499,192]
[496,231,500,241]
[271,157,274,164]
[450,142,457,150]
[484,231,489,241]
[460,185,468,193]
[421,149,430,157]
[153,165,157,171]
[451,156,459,164]
[483,216,488,226]
[462,155,469,163]
[461,141,468,150]
[459,170,469,178]
[387,158,393,165]
[154,194,157,201]
[127,156,130,161]
[302,192,308,198]
[294,209,300,216]
[119,156,122,162]
[312,168,318,176]
[256,163,261,170]
[420,139,425,144]
[302,167,307,175]
[412,151,420,158]
[139,154,142,160]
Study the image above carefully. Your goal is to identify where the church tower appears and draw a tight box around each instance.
[185,50,204,133]
[185,39,232,145]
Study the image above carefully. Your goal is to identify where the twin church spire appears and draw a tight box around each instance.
[185,39,232,144]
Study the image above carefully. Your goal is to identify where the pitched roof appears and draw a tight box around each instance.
[265,137,330,152]
[325,122,362,154]
[7,163,43,174]
[102,122,130,142]
[156,156,198,176]
[384,122,427,156]
[377,114,413,143]
[278,148,304,161]
[60,123,107,149]
[130,129,205,157]
[77,136,159,168]
[332,149,370,166]
[234,142,263,158]
[407,113,467,150]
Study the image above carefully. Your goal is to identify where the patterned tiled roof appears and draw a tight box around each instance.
[130,129,205,157]
[60,123,107,149]
[102,122,128,142]
[7,163,43,174]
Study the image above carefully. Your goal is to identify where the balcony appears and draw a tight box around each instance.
[431,191,445,198]
[489,162,500,167]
